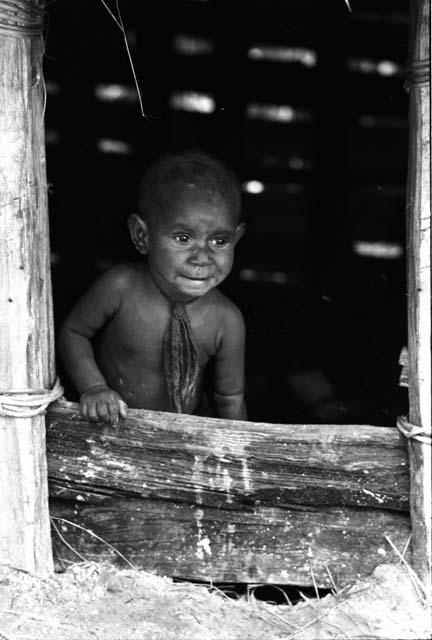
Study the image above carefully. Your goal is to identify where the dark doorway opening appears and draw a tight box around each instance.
[45,0,409,425]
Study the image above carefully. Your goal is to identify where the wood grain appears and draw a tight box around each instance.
[47,401,410,512]
[0,5,54,575]
[50,497,411,588]
[406,0,431,589]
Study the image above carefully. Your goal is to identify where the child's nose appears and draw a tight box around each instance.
[189,243,212,265]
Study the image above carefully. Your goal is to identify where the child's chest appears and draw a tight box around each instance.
[107,296,219,363]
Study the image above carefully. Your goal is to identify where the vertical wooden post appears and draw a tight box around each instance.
[406,0,431,591]
[0,1,54,575]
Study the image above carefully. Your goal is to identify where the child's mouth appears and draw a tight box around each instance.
[179,275,214,290]
[182,274,211,281]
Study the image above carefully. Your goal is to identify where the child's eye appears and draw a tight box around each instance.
[209,237,229,248]
[174,234,190,244]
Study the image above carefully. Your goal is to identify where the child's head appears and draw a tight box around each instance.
[138,150,241,224]
[128,151,244,301]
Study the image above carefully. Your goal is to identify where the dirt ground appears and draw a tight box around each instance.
[0,561,430,640]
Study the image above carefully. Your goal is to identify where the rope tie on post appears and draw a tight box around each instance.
[0,0,45,38]
[396,416,431,446]
[405,59,430,91]
[0,378,63,418]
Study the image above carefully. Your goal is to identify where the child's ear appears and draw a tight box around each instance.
[128,214,149,255]
[234,222,246,244]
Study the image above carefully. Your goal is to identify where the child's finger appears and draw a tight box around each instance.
[80,401,89,421]
[96,400,110,423]
[119,399,128,419]
[108,402,119,427]
[87,402,99,422]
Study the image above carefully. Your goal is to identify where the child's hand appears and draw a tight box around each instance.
[80,385,128,426]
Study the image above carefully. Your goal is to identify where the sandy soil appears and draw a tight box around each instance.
[0,561,430,640]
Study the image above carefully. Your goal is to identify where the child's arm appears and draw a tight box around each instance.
[213,304,247,420]
[58,268,128,426]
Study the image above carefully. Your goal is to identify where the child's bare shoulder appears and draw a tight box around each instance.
[93,262,142,294]
[207,289,245,333]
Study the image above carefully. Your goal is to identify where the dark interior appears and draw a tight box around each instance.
[45,0,409,425]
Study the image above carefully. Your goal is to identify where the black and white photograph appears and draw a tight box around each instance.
[0,0,430,638]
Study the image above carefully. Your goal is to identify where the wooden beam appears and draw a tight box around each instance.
[50,497,411,588]
[47,401,409,512]
[406,0,431,590]
[0,1,54,575]
[47,403,411,585]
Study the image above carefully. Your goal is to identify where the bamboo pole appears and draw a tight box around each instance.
[406,0,431,591]
[0,1,54,575]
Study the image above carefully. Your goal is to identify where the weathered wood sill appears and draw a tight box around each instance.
[47,400,411,587]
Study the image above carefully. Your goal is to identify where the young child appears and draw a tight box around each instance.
[58,151,247,425]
